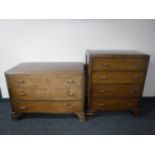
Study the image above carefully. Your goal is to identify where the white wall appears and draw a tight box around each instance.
[0,19,155,98]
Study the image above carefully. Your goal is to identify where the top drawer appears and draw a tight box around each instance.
[92,57,149,71]
[7,74,82,89]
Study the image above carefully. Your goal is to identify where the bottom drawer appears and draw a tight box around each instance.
[13,101,83,113]
[90,98,139,111]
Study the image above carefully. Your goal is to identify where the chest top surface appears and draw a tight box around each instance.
[5,62,84,74]
[87,50,150,58]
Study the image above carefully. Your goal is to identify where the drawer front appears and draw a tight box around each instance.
[90,98,139,111]
[92,57,148,71]
[13,101,82,113]
[7,74,82,89]
[92,72,145,84]
[11,88,82,100]
[92,84,142,98]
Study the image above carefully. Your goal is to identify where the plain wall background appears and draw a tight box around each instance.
[0,19,155,98]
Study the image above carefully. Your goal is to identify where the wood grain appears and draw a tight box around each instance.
[92,71,145,84]
[5,62,85,121]
[90,98,139,111]
[7,74,81,89]
[92,84,142,98]
[11,88,82,100]
[92,57,148,71]
[86,50,150,116]
[13,100,82,113]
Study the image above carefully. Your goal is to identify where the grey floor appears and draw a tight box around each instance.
[0,98,155,135]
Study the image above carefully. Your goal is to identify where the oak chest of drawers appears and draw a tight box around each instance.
[5,62,85,121]
[86,50,150,116]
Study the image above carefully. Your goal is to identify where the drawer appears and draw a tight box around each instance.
[92,84,142,98]
[13,101,82,113]
[92,72,145,84]
[7,74,82,89]
[90,98,139,111]
[11,88,82,100]
[92,57,149,71]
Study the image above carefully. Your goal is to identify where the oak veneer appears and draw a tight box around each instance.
[5,62,85,122]
[86,50,150,116]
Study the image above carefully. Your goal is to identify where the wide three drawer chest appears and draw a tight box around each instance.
[5,62,85,121]
[86,50,150,116]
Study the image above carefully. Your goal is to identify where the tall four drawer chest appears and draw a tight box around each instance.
[5,62,85,121]
[86,50,150,116]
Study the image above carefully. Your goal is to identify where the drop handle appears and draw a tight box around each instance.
[99,103,105,107]
[20,106,28,110]
[66,91,74,96]
[17,80,24,84]
[102,63,109,67]
[67,104,73,109]
[98,90,106,93]
[127,103,133,106]
[132,76,139,80]
[66,79,74,83]
[101,76,108,80]
[130,89,137,93]
[19,92,26,96]
[135,63,140,67]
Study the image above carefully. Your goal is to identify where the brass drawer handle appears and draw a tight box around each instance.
[77,84,81,87]
[102,63,109,67]
[135,63,140,67]
[17,80,24,84]
[66,91,74,96]
[99,103,105,107]
[127,103,133,106]
[101,76,107,80]
[130,89,137,93]
[98,90,106,93]
[20,106,28,110]
[66,79,74,83]
[67,104,73,109]
[19,92,26,96]
[132,76,139,80]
